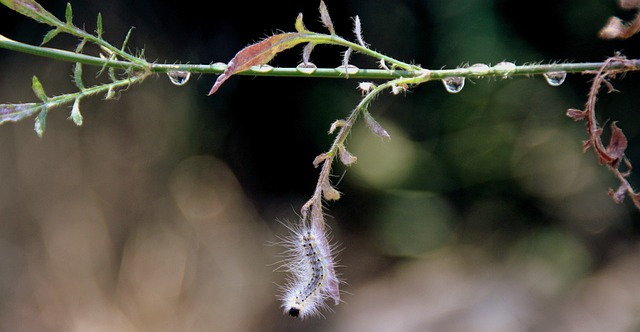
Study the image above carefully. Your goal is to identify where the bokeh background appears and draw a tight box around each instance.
[1,0,640,331]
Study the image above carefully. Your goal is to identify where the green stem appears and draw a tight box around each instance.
[4,34,640,81]
[0,34,134,69]
[300,33,420,72]
[49,71,149,104]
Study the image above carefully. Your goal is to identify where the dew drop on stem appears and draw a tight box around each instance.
[335,65,359,75]
[468,63,490,77]
[296,62,317,74]
[250,64,274,73]
[167,71,191,86]
[442,77,465,93]
[543,71,567,87]
[493,61,516,78]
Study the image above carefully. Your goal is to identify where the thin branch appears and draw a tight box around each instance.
[4,34,640,81]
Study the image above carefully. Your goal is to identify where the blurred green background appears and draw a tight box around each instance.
[1,0,640,331]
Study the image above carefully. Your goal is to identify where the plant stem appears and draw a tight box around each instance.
[0,34,134,69]
[3,34,640,81]
[301,76,411,226]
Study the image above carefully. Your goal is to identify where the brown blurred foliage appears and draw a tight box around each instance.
[1,0,640,331]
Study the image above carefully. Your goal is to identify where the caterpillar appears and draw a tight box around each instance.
[278,221,341,319]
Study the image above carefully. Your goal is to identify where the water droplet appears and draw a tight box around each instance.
[543,71,567,87]
[493,61,516,78]
[167,71,191,86]
[251,64,274,73]
[296,62,317,74]
[336,65,359,75]
[212,62,227,70]
[468,63,490,76]
[442,77,465,93]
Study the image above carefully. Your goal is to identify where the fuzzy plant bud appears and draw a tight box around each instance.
[338,145,357,166]
[329,119,346,134]
[357,82,375,95]
[319,0,335,35]
[313,153,329,168]
[321,179,341,201]
[295,13,306,32]
[353,15,367,47]
[599,17,626,39]
[69,97,83,126]
[364,111,390,140]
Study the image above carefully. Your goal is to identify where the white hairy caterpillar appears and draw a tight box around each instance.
[278,220,341,319]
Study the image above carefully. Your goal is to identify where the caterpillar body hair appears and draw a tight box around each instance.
[278,221,341,319]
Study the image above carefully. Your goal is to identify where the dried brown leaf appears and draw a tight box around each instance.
[364,111,390,140]
[329,119,346,134]
[608,183,629,204]
[600,17,626,39]
[313,153,329,168]
[599,13,640,39]
[338,145,357,166]
[321,179,341,201]
[606,122,628,162]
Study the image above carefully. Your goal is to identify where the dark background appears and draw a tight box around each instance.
[1,1,640,331]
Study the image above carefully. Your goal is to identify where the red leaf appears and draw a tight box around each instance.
[566,108,588,121]
[631,192,640,210]
[208,33,306,95]
[606,122,628,162]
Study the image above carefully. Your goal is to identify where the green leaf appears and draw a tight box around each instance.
[65,2,72,24]
[96,12,103,38]
[105,86,115,100]
[295,13,306,33]
[0,103,39,124]
[108,67,116,82]
[75,38,87,53]
[73,63,85,90]
[1,0,60,26]
[121,27,134,52]
[41,28,60,45]
[69,97,82,126]
[31,75,48,102]
[34,108,48,138]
